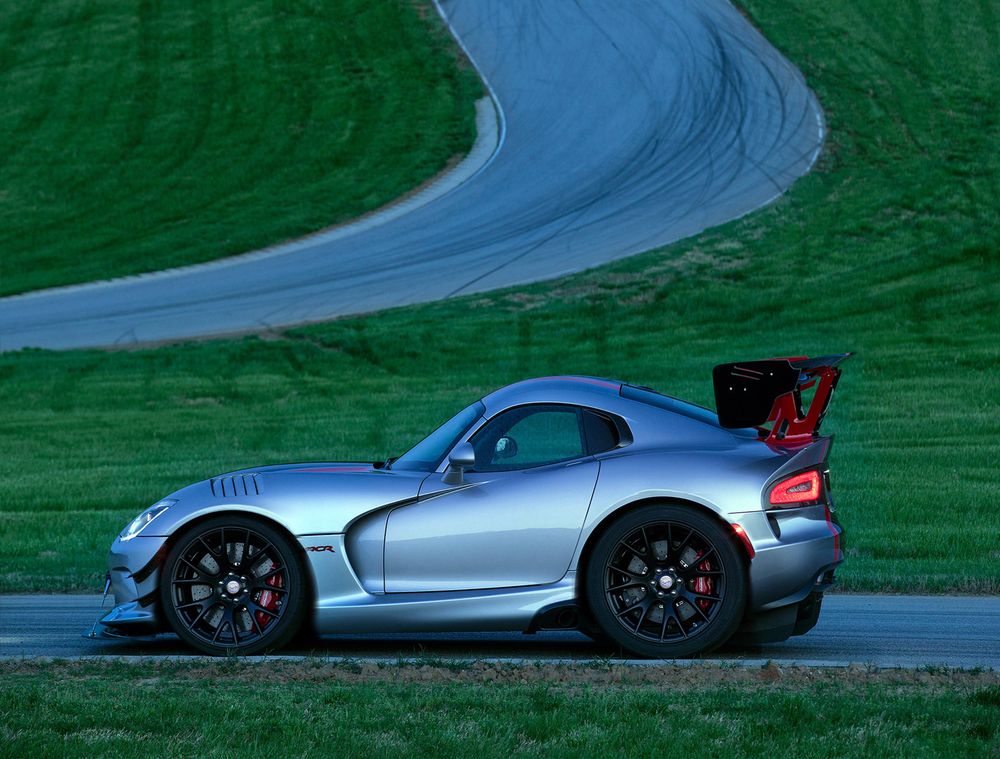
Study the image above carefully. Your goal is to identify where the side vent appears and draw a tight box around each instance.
[210,473,262,498]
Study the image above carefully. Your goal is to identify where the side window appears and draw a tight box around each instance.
[582,409,620,455]
[470,405,586,471]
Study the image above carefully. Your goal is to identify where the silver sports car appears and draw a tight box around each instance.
[94,355,849,657]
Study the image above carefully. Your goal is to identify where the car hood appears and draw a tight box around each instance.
[151,462,429,537]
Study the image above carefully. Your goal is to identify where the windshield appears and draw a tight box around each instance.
[391,401,485,472]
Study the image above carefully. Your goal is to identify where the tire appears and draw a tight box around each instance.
[159,515,308,655]
[584,504,747,658]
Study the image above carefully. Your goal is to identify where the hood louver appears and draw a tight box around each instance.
[210,473,262,498]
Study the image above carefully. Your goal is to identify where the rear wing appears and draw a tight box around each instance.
[712,354,852,445]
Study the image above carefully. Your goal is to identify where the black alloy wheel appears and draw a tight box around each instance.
[160,515,307,655]
[585,504,746,658]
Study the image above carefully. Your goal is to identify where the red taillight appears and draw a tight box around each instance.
[769,469,822,506]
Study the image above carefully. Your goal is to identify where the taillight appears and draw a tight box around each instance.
[769,469,822,506]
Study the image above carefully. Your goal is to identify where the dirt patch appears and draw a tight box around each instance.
[2,659,995,692]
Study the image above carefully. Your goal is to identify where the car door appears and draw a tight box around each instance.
[383,404,603,592]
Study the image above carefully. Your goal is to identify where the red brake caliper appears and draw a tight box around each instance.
[255,572,283,629]
[693,557,713,611]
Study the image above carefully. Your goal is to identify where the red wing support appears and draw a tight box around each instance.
[713,354,852,445]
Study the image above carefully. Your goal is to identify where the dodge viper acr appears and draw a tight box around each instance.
[94,355,850,657]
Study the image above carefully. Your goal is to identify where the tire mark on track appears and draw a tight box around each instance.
[0,0,826,350]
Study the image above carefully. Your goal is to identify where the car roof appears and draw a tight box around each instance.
[481,375,736,432]
[481,375,623,414]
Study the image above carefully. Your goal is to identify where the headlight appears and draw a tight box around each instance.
[120,500,175,541]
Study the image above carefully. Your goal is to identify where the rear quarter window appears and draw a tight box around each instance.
[620,384,722,427]
[582,409,620,454]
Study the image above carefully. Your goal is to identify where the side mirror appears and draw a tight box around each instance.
[494,435,518,460]
[442,442,475,485]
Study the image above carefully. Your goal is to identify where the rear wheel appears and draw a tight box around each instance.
[585,504,746,658]
[160,515,307,655]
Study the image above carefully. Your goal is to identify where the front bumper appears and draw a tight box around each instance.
[95,535,168,635]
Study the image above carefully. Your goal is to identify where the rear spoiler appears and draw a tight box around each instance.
[712,354,852,444]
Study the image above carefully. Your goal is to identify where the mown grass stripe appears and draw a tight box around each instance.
[0,0,480,295]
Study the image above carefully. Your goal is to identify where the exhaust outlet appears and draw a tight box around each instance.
[556,608,579,629]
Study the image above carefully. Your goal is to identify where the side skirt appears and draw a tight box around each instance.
[314,576,577,634]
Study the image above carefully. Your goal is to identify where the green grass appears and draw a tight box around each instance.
[1,662,997,757]
[1,0,1000,594]
[0,0,479,296]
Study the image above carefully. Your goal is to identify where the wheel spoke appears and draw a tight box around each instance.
[617,541,647,562]
[607,580,644,593]
[639,527,653,559]
[659,607,689,641]
[632,598,654,632]
[674,528,695,560]
[608,566,647,583]
[246,607,264,637]
[684,598,711,625]
[691,546,717,567]
[187,601,216,631]
[220,528,238,570]
[689,592,722,603]
[248,545,278,576]
[248,601,278,620]
[212,609,235,643]
[255,542,276,561]
[231,610,245,643]
[211,619,227,643]
[179,556,215,577]
[658,607,670,641]
[198,536,221,559]
[253,566,284,584]
[614,598,647,619]
[689,568,724,577]
[251,584,287,597]
[669,610,689,639]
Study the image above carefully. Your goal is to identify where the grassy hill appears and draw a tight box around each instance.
[0,0,479,296]
[1,0,998,593]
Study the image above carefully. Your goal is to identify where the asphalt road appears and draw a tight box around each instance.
[0,0,822,350]
[2,595,997,668]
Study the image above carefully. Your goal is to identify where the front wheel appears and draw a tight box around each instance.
[159,515,307,655]
[585,504,747,658]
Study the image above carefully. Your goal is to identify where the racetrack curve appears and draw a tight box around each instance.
[2,595,998,668]
[0,0,823,351]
